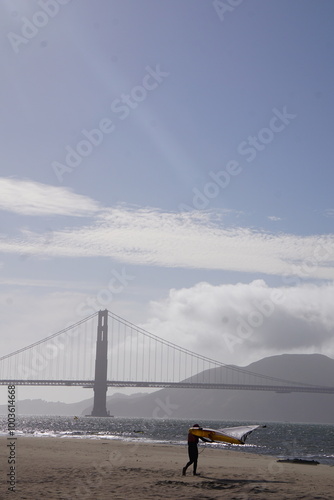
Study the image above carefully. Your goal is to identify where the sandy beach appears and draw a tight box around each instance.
[0,436,333,499]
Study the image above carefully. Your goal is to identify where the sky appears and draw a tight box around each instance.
[0,0,334,404]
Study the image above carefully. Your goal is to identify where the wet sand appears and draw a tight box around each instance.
[0,436,333,499]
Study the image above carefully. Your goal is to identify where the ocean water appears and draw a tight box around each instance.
[0,416,333,466]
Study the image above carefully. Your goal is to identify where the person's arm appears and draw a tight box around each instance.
[199,436,213,443]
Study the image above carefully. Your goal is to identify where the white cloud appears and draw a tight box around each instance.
[142,280,334,365]
[323,209,334,218]
[0,177,100,216]
[0,277,98,290]
[268,215,282,221]
[0,206,333,279]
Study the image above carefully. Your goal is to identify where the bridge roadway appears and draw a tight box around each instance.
[1,380,334,394]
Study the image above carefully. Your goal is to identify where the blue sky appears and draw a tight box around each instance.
[0,0,334,403]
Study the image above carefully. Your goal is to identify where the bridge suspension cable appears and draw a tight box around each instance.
[0,312,97,362]
[0,309,329,391]
[0,312,98,382]
[106,311,319,388]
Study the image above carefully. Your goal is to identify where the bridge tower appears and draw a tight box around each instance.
[91,309,109,417]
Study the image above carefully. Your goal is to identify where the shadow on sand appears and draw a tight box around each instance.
[200,476,289,485]
[192,476,290,492]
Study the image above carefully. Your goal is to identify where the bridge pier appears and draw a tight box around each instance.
[91,310,109,417]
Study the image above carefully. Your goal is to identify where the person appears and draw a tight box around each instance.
[182,424,211,476]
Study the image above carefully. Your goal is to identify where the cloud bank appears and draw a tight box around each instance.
[0,205,333,279]
[142,280,334,365]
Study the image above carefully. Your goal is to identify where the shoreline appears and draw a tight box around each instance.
[1,430,332,466]
[1,436,333,499]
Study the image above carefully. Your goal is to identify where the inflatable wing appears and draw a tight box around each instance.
[189,424,265,445]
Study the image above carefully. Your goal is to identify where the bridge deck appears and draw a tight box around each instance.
[1,380,334,394]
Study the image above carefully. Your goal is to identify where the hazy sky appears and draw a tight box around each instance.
[1,0,334,403]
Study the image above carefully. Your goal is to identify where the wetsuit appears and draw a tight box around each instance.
[183,432,208,475]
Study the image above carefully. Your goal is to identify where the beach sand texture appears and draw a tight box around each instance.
[1,437,333,499]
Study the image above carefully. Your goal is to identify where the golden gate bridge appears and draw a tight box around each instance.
[1,310,333,416]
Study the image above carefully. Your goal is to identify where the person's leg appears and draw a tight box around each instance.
[192,448,199,475]
[183,444,196,475]
[182,459,192,475]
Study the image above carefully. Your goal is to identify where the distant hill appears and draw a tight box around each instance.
[1,354,333,423]
[0,398,91,416]
[0,393,148,417]
[96,353,334,424]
